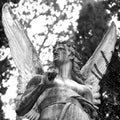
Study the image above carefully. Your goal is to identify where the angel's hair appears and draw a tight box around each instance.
[53,40,85,84]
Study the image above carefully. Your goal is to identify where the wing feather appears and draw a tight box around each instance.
[2,3,44,95]
[2,3,44,78]
[2,3,44,119]
[80,22,117,104]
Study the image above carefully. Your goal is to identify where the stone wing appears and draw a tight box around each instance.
[2,3,44,120]
[80,22,117,104]
[2,3,44,95]
[2,3,44,80]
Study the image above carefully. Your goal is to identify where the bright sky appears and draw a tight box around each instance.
[111,15,120,35]
[1,0,120,120]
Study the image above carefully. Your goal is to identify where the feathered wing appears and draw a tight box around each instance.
[80,22,117,104]
[2,3,44,90]
[2,3,44,120]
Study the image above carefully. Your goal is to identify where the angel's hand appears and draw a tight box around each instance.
[47,71,57,81]
[83,85,94,103]
[93,96,101,105]
[84,85,101,105]
[26,75,43,89]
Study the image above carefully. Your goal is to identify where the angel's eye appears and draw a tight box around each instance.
[53,51,58,56]
[54,53,58,56]
[67,44,71,47]
[53,49,57,53]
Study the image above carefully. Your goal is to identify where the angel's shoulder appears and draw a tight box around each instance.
[26,75,43,88]
[53,77,65,87]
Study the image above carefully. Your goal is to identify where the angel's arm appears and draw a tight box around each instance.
[16,71,57,116]
[16,74,54,116]
[16,75,44,116]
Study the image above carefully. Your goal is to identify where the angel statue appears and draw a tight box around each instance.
[2,2,117,120]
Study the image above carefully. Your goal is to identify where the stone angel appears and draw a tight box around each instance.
[2,2,117,120]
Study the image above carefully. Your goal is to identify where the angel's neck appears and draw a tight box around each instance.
[57,61,72,80]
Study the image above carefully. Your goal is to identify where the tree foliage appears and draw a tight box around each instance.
[0,1,18,120]
[74,0,120,120]
[75,1,110,67]
[0,1,9,120]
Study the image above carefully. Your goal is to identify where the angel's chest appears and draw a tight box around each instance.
[53,77,71,87]
[52,77,77,93]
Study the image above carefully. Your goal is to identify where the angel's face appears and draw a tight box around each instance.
[53,43,69,66]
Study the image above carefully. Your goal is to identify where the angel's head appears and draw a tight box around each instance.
[53,41,74,67]
[53,40,84,84]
